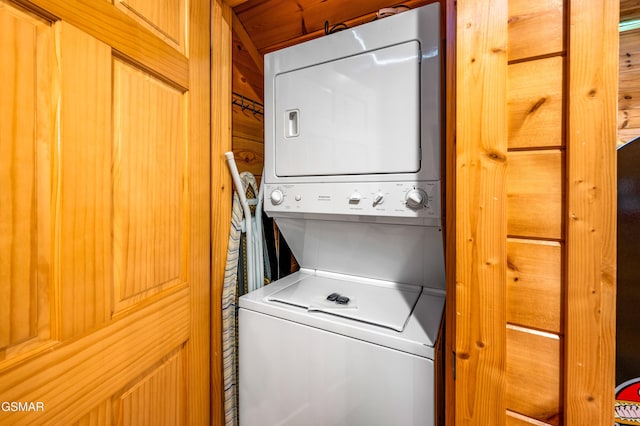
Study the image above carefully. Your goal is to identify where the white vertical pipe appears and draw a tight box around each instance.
[225,152,254,292]
[255,177,265,288]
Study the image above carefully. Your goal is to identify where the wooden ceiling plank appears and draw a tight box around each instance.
[621,0,640,22]
[233,0,434,53]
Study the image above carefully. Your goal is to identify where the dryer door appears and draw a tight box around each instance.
[274,41,421,177]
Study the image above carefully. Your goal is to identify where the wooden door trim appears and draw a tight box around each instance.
[454,0,509,422]
[565,0,618,423]
[211,0,233,424]
[187,0,212,423]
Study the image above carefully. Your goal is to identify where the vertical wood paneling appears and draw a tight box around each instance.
[211,1,233,424]
[185,0,211,422]
[456,1,508,423]
[507,150,563,239]
[0,6,41,350]
[508,56,564,149]
[114,349,185,426]
[57,22,112,339]
[507,0,564,62]
[506,326,561,424]
[566,0,618,424]
[112,59,186,310]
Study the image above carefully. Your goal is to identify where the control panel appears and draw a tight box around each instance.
[264,181,441,219]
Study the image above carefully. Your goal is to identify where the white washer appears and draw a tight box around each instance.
[239,3,443,425]
[239,270,444,426]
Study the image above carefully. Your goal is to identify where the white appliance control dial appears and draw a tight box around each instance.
[405,189,427,209]
[270,189,284,205]
[349,192,362,203]
[373,192,384,205]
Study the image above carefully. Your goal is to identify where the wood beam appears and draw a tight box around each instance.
[232,11,263,75]
[565,0,618,424]
[455,0,509,423]
[211,0,233,424]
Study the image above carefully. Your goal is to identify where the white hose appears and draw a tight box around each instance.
[225,152,254,292]
[255,178,265,289]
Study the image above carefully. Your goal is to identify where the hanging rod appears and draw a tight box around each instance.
[232,91,264,116]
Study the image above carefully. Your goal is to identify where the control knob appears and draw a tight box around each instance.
[405,189,427,209]
[270,189,284,205]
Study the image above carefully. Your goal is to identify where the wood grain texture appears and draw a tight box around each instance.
[507,150,563,240]
[618,106,640,128]
[507,239,561,333]
[455,0,508,423]
[234,0,436,54]
[507,0,564,62]
[211,1,233,424]
[113,348,185,425]
[232,107,263,141]
[115,0,185,53]
[232,11,263,75]
[232,136,264,178]
[508,57,564,149]
[566,0,618,424]
[0,4,48,351]
[621,0,640,22]
[57,22,113,339]
[112,58,186,311]
[1,0,211,423]
[13,0,189,89]
[0,287,190,425]
[506,325,561,424]
[618,29,640,143]
[232,62,262,104]
[73,399,111,426]
[185,0,211,423]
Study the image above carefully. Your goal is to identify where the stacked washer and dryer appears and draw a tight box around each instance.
[239,4,444,425]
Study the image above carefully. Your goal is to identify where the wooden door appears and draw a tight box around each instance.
[0,0,210,424]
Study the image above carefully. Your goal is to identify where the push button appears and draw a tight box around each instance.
[335,296,350,305]
[326,292,340,301]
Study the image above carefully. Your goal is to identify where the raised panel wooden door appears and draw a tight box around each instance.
[0,0,210,424]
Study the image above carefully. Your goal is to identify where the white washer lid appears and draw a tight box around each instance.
[266,274,421,332]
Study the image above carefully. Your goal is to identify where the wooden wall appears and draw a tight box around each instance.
[619,1,640,145]
[231,13,264,182]
[454,0,617,424]
[619,28,640,145]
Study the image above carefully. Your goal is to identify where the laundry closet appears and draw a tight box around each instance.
[218,0,618,425]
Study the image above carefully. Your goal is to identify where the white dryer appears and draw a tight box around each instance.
[239,3,443,425]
